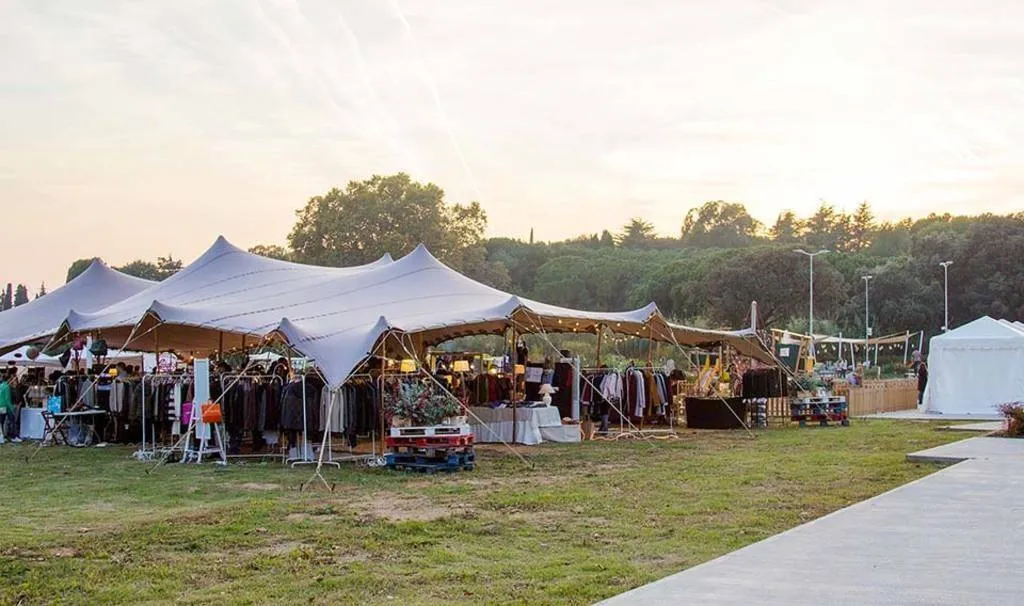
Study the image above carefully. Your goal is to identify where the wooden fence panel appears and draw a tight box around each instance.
[847,379,918,416]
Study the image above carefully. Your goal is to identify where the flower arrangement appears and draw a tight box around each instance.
[383,380,464,427]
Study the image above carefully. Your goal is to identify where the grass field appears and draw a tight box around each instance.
[0,421,961,605]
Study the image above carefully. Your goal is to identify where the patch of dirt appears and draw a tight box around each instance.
[257,541,308,556]
[236,482,282,492]
[350,494,473,523]
[285,513,338,523]
[49,547,81,558]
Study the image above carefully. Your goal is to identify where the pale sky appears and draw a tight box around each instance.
[2,0,1023,290]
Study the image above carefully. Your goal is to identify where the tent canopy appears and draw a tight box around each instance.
[50,236,773,387]
[0,260,155,354]
[923,316,1024,415]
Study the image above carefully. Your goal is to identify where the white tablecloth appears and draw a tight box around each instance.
[540,425,582,443]
[469,406,565,445]
[20,408,45,440]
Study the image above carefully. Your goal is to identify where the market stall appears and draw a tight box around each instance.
[469,405,578,445]
[25,236,773,462]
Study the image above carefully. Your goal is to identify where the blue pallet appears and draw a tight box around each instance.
[386,451,476,473]
[386,452,475,466]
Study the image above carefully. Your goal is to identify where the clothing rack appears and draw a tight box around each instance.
[136,373,194,461]
[578,365,678,440]
[218,373,286,462]
[324,373,379,466]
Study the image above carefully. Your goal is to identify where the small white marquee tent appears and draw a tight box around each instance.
[0,260,155,354]
[923,316,1024,415]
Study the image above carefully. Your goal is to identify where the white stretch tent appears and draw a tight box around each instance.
[0,260,154,354]
[0,345,162,372]
[923,316,1024,415]
[49,236,772,388]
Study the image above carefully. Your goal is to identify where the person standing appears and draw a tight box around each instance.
[917,361,928,406]
[0,371,16,443]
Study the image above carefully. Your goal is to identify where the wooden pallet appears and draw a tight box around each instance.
[386,451,476,473]
[389,425,472,438]
[386,434,474,448]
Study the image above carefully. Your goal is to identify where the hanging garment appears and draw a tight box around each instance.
[630,370,647,418]
[600,372,623,401]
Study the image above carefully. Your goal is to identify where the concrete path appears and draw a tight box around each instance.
[598,437,1024,605]
[860,410,1002,421]
[906,436,1024,464]
[940,421,1003,433]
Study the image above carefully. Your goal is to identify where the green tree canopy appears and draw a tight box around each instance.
[248,244,291,261]
[770,211,803,243]
[681,201,763,248]
[66,258,100,283]
[701,247,846,328]
[287,173,487,269]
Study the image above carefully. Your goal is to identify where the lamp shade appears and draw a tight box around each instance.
[538,383,558,395]
[453,360,471,373]
[514,364,526,375]
[399,359,416,373]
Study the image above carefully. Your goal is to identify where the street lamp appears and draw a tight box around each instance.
[940,261,953,331]
[861,275,873,366]
[794,249,830,360]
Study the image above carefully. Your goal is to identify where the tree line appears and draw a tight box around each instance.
[64,173,1024,345]
[66,256,184,284]
[0,283,46,310]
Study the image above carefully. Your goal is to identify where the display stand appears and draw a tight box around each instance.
[790,395,849,427]
[182,360,228,465]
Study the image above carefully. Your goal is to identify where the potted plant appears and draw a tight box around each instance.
[384,381,466,427]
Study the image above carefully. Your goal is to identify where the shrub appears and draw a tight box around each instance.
[997,402,1024,437]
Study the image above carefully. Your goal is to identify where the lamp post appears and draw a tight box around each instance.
[861,275,873,366]
[939,261,953,331]
[794,249,830,361]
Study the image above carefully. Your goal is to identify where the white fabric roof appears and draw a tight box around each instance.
[52,236,772,387]
[923,316,1024,415]
[0,260,154,354]
[0,345,158,371]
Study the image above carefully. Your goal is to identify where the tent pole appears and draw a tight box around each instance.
[218,331,224,362]
[595,325,604,367]
[903,331,910,366]
[380,338,387,451]
[647,323,654,367]
[511,324,518,445]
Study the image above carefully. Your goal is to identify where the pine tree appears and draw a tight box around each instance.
[35,283,47,299]
[1,283,11,310]
[848,201,876,251]
[13,284,28,307]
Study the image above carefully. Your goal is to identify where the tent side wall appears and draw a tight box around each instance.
[925,340,1024,415]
